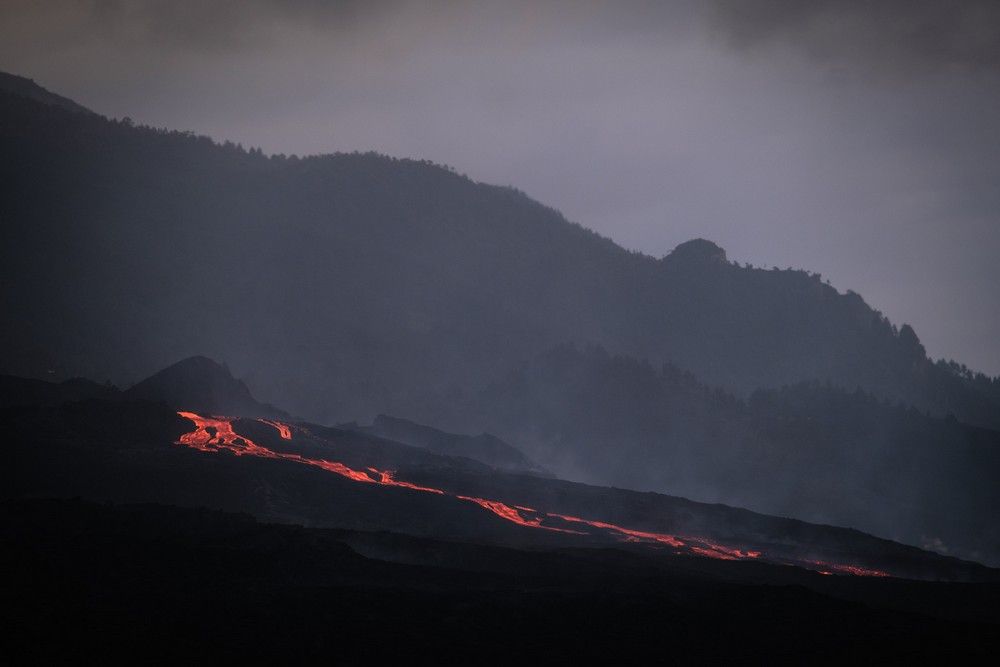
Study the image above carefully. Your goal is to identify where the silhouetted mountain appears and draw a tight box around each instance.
[1,75,997,430]
[124,356,289,419]
[0,71,94,115]
[465,344,1000,565]
[363,414,545,474]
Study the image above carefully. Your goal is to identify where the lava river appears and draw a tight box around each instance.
[175,412,889,577]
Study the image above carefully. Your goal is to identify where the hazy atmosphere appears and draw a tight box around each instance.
[5,3,1000,658]
[3,0,998,374]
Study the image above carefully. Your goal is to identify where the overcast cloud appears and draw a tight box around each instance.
[2,0,998,373]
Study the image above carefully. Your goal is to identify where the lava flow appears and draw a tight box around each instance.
[175,412,888,576]
[258,419,292,440]
[372,469,445,494]
[177,411,376,483]
[458,497,583,534]
[549,512,685,547]
[549,513,763,560]
[802,560,890,578]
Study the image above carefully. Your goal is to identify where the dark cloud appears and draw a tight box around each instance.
[709,0,1000,73]
[1,0,400,53]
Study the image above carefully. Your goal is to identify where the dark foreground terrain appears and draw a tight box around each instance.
[4,361,999,663]
[4,499,999,664]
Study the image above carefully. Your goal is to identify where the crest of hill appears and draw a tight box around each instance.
[125,356,289,419]
[662,238,728,265]
[0,72,95,116]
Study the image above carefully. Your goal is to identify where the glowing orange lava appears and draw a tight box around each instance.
[549,513,686,547]
[689,541,763,561]
[177,411,374,482]
[175,412,889,576]
[374,469,445,494]
[803,560,890,578]
[178,412,278,457]
[259,419,292,440]
[457,497,583,534]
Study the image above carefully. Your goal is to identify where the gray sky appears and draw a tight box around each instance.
[2,0,999,374]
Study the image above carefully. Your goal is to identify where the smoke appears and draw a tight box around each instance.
[708,0,1000,75]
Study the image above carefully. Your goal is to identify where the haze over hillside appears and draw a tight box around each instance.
[7,354,995,580]
[462,344,1000,564]
[2,75,997,437]
[5,2,999,379]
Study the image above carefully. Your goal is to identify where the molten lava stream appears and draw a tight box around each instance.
[175,412,889,576]
[177,411,375,482]
[258,419,293,440]
[374,470,445,494]
[548,513,685,548]
[457,497,583,534]
[802,560,889,577]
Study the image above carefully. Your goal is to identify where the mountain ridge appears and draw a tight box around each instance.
[1,72,997,432]
[461,343,1000,564]
[0,71,94,116]
[124,355,290,419]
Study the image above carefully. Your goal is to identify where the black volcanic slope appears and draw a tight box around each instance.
[1,75,998,430]
[4,499,999,663]
[5,382,995,583]
[4,361,998,660]
[362,413,544,474]
[0,374,119,408]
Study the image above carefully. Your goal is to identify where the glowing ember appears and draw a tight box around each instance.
[174,412,889,576]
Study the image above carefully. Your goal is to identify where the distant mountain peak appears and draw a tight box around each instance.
[125,356,288,419]
[664,238,728,264]
[0,71,94,115]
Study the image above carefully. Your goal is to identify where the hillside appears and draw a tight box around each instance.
[464,344,1000,565]
[5,361,995,582]
[360,414,544,474]
[124,355,290,419]
[1,75,998,430]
